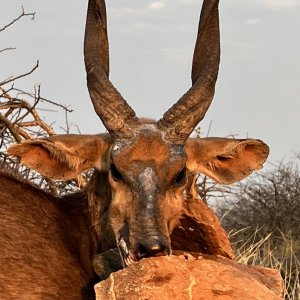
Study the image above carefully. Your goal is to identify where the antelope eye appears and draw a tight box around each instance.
[111,164,123,182]
[173,167,187,186]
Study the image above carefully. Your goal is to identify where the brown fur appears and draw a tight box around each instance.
[1,131,269,297]
[0,166,96,299]
[116,133,170,165]
[7,134,112,180]
[0,156,188,296]
[108,131,188,255]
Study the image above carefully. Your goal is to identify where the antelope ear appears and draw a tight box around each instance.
[185,138,269,184]
[7,134,112,180]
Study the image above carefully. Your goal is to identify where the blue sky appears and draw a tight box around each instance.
[1,0,300,166]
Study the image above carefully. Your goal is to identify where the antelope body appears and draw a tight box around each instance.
[0,0,269,299]
[0,166,96,299]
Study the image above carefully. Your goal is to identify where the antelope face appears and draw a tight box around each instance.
[82,0,223,266]
[108,128,187,266]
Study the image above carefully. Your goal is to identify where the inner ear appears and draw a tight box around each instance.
[185,138,269,184]
[7,134,112,180]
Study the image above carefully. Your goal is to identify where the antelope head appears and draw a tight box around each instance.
[8,0,269,268]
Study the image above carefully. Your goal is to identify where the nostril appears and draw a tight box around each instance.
[137,238,167,258]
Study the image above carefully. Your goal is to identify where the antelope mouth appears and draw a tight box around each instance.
[118,237,171,267]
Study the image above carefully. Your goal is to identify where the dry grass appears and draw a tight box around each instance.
[230,228,300,300]
[214,159,300,299]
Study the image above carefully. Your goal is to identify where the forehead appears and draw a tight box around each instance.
[111,130,186,171]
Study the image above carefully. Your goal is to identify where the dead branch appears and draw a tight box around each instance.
[13,87,74,113]
[0,60,39,86]
[0,47,16,54]
[0,5,86,196]
[0,112,21,142]
[0,87,56,142]
[0,6,35,33]
[0,82,81,195]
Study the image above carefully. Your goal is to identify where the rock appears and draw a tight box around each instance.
[95,254,283,300]
[93,198,281,299]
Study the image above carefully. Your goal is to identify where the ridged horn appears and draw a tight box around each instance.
[157,0,220,143]
[84,0,141,139]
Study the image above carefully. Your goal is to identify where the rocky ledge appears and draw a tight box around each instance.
[95,253,283,300]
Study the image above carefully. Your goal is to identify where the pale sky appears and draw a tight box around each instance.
[1,0,300,166]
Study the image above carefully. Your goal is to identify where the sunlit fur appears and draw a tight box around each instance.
[85,127,189,263]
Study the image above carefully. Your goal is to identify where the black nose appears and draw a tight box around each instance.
[138,238,167,257]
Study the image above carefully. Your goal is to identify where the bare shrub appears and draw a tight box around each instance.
[217,160,300,299]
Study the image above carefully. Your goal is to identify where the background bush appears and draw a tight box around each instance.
[216,160,300,299]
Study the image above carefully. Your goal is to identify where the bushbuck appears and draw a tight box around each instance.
[1,0,269,299]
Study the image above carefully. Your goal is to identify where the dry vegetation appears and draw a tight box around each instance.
[216,161,300,299]
[0,7,84,195]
